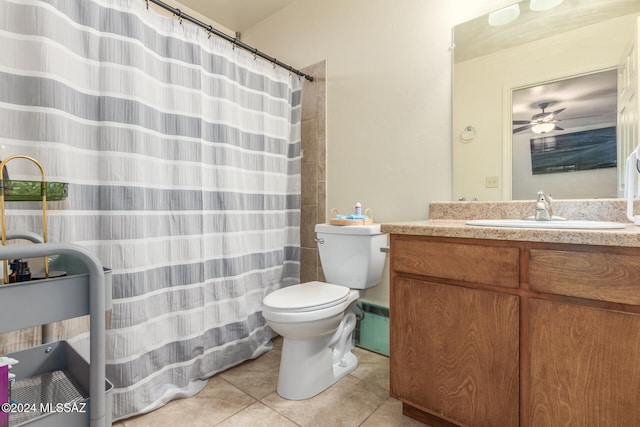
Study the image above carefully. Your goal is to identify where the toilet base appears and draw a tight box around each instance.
[276,336,358,400]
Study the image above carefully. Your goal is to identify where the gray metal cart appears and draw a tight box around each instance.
[0,156,112,427]
[0,243,113,427]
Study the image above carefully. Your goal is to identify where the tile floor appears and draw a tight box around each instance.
[113,337,426,427]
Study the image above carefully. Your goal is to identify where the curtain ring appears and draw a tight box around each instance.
[253,48,258,60]
[272,58,277,69]
[174,9,183,24]
[207,25,213,39]
[145,0,149,9]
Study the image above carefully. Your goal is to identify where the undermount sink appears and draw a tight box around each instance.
[465,219,627,230]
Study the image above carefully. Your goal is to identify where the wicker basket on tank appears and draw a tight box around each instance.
[329,208,373,226]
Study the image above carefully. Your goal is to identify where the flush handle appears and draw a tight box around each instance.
[380,247,390,253]
[315,238,324,244]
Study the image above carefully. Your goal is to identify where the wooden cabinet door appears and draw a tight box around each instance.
[529,299,640,426]
[391,277,520,426]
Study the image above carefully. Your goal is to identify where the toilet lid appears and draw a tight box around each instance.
[263,281,350,312]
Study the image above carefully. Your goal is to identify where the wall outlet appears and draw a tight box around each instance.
[485,176,499,188]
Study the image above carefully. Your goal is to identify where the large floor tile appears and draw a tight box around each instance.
[261,374,389,427]
[121,396,212,427]
[121,377,255,427]
[351,347,390,391]
[219,337,282,400]
[215,401,298,427]
[361,398,428,427]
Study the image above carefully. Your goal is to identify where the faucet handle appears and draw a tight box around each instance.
[536,190,552,203]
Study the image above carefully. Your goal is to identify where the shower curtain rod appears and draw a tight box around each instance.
[146,0,314,82]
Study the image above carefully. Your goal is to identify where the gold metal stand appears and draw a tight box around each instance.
[1,155,49,284]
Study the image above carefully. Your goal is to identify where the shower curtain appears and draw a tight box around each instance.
[0,0,301,419]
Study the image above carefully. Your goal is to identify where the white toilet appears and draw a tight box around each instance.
[262,223,388,400]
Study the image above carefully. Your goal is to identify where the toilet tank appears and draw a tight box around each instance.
[315,224,388,289]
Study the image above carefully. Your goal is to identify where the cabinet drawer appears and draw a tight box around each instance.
[392,238,520,288]
[529,249,640,305]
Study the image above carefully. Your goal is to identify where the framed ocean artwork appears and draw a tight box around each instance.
[529,126,616,175]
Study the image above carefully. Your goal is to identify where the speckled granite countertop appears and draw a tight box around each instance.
[381,199,640,247]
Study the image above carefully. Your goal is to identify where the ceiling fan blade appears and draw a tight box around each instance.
[514,105,599,134]
[513,125,532,133]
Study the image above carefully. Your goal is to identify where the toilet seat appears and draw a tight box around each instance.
[263,281,350,313]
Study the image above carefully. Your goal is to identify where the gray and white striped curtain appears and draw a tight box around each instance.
[0,0,301,419]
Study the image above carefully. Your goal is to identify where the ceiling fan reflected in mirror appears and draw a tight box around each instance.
[512,102,565,134]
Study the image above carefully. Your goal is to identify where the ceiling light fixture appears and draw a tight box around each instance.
[529,0,564,12]
[531,123,555,134]
[488,4,520,27]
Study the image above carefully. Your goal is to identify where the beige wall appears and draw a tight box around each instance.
[236,0,513,306]
[151,0,235,36]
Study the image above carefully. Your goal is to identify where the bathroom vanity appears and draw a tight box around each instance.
[382,200,640,427]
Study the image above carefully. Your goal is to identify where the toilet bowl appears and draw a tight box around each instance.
[262,224,388,400]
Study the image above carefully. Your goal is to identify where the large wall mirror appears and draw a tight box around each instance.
[452,0,640,201]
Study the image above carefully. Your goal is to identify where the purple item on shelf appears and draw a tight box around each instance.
[0,364,8,427]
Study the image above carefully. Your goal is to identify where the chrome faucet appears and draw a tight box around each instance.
[535,191,553,221]
[534,191,553,221]
[526,191,566,221]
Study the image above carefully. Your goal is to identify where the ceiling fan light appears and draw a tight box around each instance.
[529,0,564,11]
[488,4,520,27]
[532,123,555,134]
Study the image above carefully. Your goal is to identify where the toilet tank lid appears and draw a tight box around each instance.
[315,223,382,235]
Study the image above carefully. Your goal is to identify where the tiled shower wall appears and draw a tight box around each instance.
[300,61,327,283]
